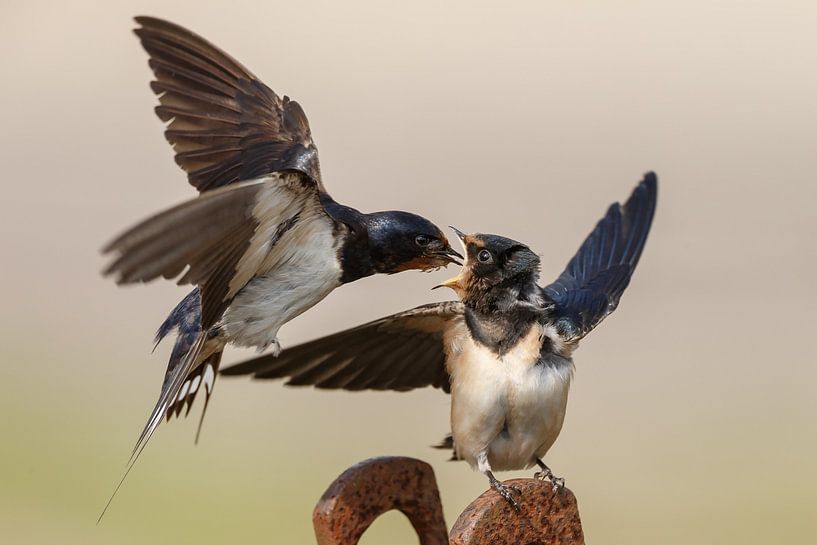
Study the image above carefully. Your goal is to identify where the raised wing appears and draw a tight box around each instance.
[542,172,657,341]
[134,16,322,192]
[221,302,464,392]
[103,171,326,330]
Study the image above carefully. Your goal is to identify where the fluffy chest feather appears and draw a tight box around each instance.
[221,209,343,351]
[445,321,573,471]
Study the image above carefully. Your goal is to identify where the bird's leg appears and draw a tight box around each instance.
[487,471,521,511]
[479,451,520,511]
[534,458,565,492]
[533,458,552,480]
[258,338,282,357]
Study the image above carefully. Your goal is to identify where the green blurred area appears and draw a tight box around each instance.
[2,0,817,543]
[3,314,817,544]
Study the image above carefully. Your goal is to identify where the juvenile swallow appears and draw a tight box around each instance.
[99,17,460,513]
[222,173,657,509]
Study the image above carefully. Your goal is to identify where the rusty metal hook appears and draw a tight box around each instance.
[312,456,585,545]
[313,456,448,545]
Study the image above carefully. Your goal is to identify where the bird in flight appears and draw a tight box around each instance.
[222,174,657,509]
[100,17,461,516]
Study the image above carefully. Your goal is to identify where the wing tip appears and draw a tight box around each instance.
[132,16,172,40]
[641,170,658,186]
[620,170,659,260]
[633,170,658,207]
[637,171,659,209]
[100,234,120,255]
[133,15,157,25]
[133,15,182,32]
[638,170,659,219]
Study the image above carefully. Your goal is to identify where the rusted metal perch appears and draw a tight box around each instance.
[313,456,585,545]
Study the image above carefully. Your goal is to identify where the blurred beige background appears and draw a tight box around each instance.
[2,1,816,544]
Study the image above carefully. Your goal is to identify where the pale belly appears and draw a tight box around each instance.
[446,323,574,472]
[219,216,342,352]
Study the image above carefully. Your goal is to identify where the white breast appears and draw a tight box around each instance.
[446,322,573,472]
[220,210,342,352]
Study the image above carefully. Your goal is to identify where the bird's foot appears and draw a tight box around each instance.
[533,465,552,481]
[489,477,521,512]
[258,338,282,357]
[534,462,565,492]
[549,475,565,492]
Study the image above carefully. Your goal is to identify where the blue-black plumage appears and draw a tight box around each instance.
[543,173,657,340]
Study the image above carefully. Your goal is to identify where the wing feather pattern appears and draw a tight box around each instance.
[542,172,657,340]
[134,16,323,191]
[102,172,323,330]
[221,302,464,393]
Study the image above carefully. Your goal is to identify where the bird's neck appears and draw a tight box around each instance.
[463,272,542,313]
[324,203,405,283]
[465,305,539,355]
[463,277,546,354]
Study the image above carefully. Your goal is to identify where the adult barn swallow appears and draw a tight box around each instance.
[222,174,657,509]
[101,16,461,495]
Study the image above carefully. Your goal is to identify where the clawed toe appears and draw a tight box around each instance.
[492,481,521,511]
[533,460,565,491]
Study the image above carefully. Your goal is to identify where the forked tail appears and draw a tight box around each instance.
[98,289,222,522]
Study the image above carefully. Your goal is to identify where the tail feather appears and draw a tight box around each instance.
[194,352,222,444]
[98,331,207,523]
[165,350,221,425]
[432,433,454,450]
[432,433,461,461]
[161,350,223,443]
[131,332,207,459]
[99,288,219,522]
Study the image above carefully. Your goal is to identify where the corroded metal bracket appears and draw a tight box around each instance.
[313,457,449,545]
[312,456,585,545]
[449,478,584,545]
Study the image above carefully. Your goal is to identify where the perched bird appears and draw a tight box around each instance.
[100,16,461,512]
[222,174,657,509]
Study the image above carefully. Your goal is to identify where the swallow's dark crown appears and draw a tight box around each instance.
[463,234,541,290]
[321,198,453,283]
[366,211,451,274]
[468,233,528,252]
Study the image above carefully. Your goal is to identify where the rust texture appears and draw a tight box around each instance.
[449,478,585,545]
[312,456,448,545]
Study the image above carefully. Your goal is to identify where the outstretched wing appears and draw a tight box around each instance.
[103,171,328,330]
[221,302,464,392]
[542,172,657,341]
[134,16,322,192]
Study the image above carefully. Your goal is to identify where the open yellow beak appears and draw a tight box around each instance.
[432,226,469,292]
[432,273,465,291]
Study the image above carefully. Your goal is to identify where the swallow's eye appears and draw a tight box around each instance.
[477,249,493,263]
[415,234,431,247]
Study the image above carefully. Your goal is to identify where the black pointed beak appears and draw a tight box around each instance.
[449,226,466,242]
[442,226,468,266]
[437,244,463,266]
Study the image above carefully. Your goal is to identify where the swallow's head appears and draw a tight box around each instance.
[367,211,463,274]
[434,229,540,303]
